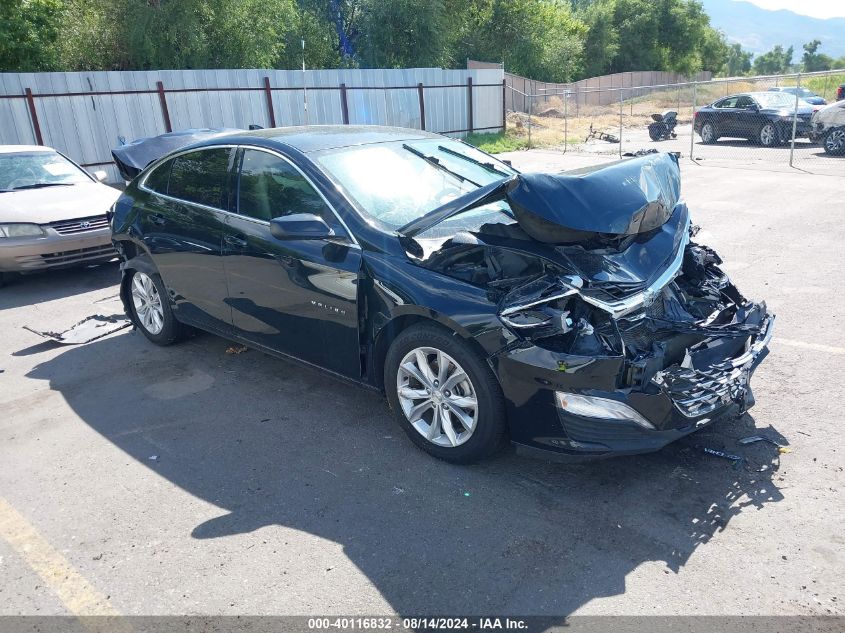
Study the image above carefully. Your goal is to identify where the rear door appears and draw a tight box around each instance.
[222,147,362,378]
[712,96,740,136]
[136,147,235,330]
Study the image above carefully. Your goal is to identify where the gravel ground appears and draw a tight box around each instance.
[0,153,842,619]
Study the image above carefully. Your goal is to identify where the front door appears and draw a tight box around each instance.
[222,147,362,378]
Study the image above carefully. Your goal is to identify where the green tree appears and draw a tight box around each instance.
[723,42,753,76]
[752,45,793,75]
[357,0,449,68]
[0,0,63,71]
[801,40,833,72]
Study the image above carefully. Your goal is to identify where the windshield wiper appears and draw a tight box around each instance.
[437,145,511,177]
[10,182,74,191]
[402,144,480,187]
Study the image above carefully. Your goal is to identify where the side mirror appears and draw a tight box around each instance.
[269,213,336,240]
[93,170,108,182]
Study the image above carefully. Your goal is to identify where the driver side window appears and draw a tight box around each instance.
[237,149,335,226]
[735,96,755,109]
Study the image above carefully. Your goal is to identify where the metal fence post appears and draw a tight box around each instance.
[263,76,276,128]
[24,88,44,145]
[418,82,426,131]
[501,78,506,132]
[789,72,801,168]
[562,91,568,155]
[156,81,172,133]
[339,83,350,125]
[467,77,474,134]
[618,88,623,158]
[690,82,697,160]
[527,93,532,149]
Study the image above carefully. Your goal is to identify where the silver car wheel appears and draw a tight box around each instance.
[396,346,478,448]
[701,123,715,143]
[131,272,164,335]
[825,129,845,153]
[760,123,777,146]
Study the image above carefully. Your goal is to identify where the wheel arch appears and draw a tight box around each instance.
[118,251,163,324]
[369,309,494,392]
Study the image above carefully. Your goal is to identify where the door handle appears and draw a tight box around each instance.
[149,213,166,226]
[225,234,248,249]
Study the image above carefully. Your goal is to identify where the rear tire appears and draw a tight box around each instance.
[128,270,185,346]
[823,127,845,155]
[384,324,506,463]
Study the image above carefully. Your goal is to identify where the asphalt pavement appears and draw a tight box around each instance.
[0,154,842,619]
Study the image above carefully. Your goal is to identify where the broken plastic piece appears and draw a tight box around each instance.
[23,314,130,345]
[739,435,785,447]
[701,446,743,462]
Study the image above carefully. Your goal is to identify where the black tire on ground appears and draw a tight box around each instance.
[823,127,845,155]
[127,269,186,346]
[648,123,665,142]
[699,121,718,144]
[384,324,507,463]
[758,122,779,147]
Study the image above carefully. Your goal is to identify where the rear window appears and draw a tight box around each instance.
[166,148,232,209]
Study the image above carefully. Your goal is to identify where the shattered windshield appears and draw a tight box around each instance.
[315,139,517,230]
[0,151,90,192]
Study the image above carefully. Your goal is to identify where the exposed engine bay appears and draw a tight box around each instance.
[403,152,772,431]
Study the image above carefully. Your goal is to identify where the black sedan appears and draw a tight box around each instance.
[694,91,816,146]
[110,126,773,463]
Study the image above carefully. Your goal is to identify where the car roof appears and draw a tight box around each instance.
[0,145,55,154]
[209,125,443,154]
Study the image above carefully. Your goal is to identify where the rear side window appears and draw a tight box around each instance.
[144,159,172,194]
[237,149,335,224]
[167,148,232,209]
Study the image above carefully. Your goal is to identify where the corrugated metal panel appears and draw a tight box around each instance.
[0,66,505,181]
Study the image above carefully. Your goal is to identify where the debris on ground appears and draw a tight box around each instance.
[225,345,248,355]
[148,455,159,461]
[739,434,785,447]
[701,446,744,462]
[23,314,130,345]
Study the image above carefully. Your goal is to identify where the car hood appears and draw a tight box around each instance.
[0,182,121,224]
[402,152,681,244]
[761,105,815,116]
[814,100,845,125]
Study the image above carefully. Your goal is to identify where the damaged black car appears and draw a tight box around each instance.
[110,126,773,463]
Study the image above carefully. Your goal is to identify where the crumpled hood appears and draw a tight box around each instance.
[402,152,682,244]
[0,182,120,224]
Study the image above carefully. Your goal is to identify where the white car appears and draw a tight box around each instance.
[809,100,845,155]
[0,145,120,285]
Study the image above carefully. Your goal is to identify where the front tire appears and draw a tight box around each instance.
[128,270,184,345]
[759,122,779,147]
[384,324,506,463]
[699,121,718,144]
[823,127,845,155]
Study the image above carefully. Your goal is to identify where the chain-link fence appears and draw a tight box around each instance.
[506,69,845,173]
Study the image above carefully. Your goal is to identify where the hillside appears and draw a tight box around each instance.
[700,0,845,59]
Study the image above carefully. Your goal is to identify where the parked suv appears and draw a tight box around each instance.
[809,100,845,155]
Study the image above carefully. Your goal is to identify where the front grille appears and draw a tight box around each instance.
[47,215,109,235]
[619,294,667,351]
[653,364,747,418]
[40,244,115,266]
[562,414,652,443]
[582,280,647,303]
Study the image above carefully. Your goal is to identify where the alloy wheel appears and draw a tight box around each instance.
[760,123,777,146]
[701,123,715,143]
[825,129,845,154]
[396,347,478,448]
[131,272,164,335]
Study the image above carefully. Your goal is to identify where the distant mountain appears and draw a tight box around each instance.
[700,0,845,60]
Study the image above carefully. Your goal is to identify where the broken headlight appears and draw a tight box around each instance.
[555,392,656,429]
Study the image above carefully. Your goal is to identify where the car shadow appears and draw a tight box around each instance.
[0,260,120,311]
[25,330,785,616]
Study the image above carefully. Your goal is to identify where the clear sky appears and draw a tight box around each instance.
[740,0,845,19]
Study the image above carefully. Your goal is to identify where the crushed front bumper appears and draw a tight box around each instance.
[497,313,774,460]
